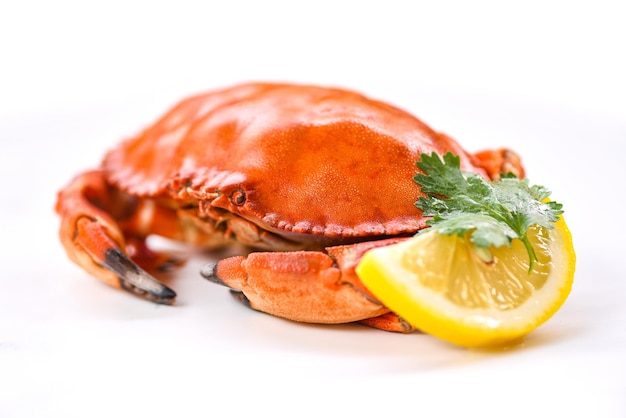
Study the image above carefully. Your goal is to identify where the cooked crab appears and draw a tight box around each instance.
[56,83,523,332]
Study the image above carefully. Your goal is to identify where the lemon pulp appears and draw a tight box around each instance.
[355,219,575,347]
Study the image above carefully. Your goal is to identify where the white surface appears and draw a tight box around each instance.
[1,2,625,417]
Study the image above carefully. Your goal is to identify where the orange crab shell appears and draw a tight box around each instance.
[103,83,489,243]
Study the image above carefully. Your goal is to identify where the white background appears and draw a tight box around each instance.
[1,1,625,417]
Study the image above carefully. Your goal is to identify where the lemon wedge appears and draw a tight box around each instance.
[355,218,576,347]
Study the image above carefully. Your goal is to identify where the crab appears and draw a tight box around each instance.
[56,83,524,332]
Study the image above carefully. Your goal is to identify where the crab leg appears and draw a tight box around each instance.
[202,238,415,332]
[473,147,525,179]
[56,170,177,304]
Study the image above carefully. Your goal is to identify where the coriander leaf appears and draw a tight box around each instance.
[430,214,518,249]
[414,152,564,269]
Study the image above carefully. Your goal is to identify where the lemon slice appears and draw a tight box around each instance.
[355,218,576,347]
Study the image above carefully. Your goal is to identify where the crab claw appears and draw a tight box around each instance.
[201,238,415,332]
[200,251,388,324]
[56,170,176,304]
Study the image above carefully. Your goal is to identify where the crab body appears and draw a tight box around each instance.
[56,83,523,332]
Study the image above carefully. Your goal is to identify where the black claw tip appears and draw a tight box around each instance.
[150,286,177,305]
[200,262,229,287]
[105,248,177,304]
[119,279,177,305]
[230,290,251,308]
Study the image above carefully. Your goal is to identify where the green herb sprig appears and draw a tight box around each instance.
[414,152,564,269]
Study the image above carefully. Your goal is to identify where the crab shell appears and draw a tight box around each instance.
[105,83,493,244]
[56,83,523,332]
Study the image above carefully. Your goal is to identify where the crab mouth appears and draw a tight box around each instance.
[199,206,411,253]
[196,206,311,251]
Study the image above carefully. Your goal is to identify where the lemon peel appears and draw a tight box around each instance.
[356,218,575,348]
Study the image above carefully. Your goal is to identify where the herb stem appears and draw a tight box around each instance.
[521,235,538,272]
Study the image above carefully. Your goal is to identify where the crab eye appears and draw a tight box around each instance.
[230,188,247,206]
